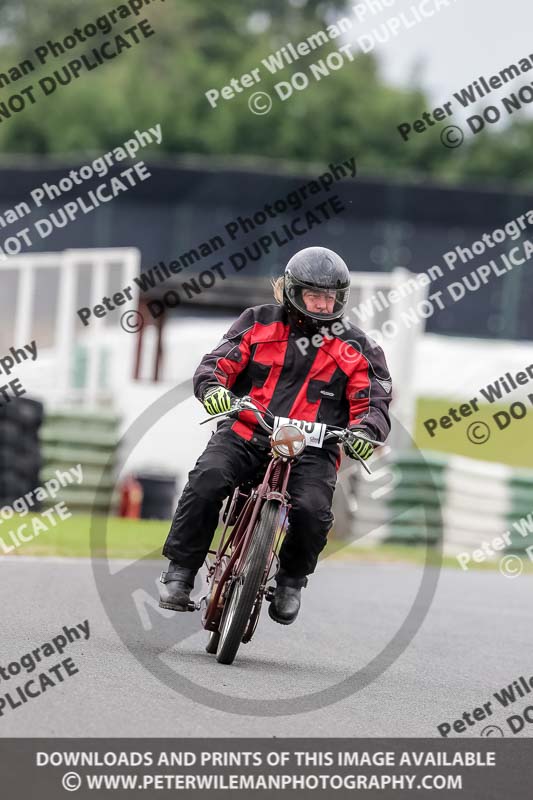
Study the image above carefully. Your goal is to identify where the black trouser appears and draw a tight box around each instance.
[162,427,338,578]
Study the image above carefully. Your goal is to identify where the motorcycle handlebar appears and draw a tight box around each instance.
[199,396,380,473]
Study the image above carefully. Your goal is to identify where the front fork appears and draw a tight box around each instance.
[203,455,292,629]
[239,459,292,641]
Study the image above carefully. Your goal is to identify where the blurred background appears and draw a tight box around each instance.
[1,0,532,562]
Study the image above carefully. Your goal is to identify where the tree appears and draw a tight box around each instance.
[0,0,531,185]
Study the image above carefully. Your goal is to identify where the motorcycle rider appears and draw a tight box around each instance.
[159,246,392,624]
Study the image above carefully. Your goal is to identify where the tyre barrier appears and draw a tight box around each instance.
[40,408,120,514]
[0,398,43,509]
[351,451,533,556]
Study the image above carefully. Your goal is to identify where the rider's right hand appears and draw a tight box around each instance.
[202,385,236,415]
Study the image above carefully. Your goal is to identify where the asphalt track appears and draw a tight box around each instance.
[0,557,531,738]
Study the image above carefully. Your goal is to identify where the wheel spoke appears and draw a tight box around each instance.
[216,501,279,665]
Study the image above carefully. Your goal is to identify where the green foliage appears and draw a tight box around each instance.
[0,0,531,184]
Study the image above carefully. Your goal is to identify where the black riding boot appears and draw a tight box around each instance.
[159,561,197,611]
[268,569,308,625]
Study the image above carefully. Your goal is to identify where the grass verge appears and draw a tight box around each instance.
[1,513,532,573]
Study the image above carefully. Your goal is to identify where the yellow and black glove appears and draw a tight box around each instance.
[202,385,235,415]
[343,430,374,461]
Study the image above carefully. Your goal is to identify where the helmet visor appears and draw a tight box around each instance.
[285,278,350,322]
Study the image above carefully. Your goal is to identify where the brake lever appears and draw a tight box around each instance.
[333,430,374,475]
[336,431,382,448]
[199,411,231,425]
[199,399,253,425]
[352,450,372,475]
[199,409,238,425]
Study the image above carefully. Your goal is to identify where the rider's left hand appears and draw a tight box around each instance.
[343,429,374,461]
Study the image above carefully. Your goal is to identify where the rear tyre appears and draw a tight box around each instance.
[216,500,279,665]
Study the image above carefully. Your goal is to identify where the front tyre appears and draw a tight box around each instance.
[216,500,279,665]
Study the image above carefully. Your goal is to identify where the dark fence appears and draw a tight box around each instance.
[1,155,531,340]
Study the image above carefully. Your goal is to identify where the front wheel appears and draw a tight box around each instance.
[216,500,279,665]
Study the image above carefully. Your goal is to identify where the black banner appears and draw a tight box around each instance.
[0,738,532,798]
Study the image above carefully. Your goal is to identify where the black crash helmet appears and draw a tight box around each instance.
[283,246,350,325]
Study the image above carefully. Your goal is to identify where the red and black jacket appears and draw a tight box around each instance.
[193,304,392,449]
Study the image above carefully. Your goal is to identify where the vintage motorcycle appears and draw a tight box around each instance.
[183,394,376,665]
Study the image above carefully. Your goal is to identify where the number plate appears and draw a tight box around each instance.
[273,417,326,448]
